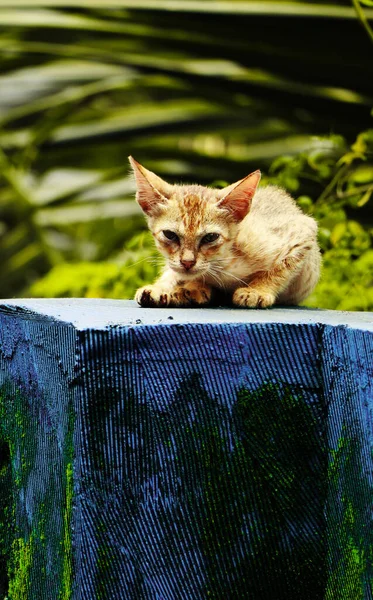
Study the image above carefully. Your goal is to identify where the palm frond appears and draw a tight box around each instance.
[0,0,372,296]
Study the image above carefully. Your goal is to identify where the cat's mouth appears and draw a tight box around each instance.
[171,265,205,278]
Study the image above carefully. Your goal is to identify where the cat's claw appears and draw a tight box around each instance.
[135,284,211,307]
[135,285,165,307]
[233,287,275,308]
[171,286,211,306]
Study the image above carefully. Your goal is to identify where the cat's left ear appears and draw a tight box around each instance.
[217,170,261,221]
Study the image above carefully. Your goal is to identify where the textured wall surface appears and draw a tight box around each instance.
[0,299,372,600]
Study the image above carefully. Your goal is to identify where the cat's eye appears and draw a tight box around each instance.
[201,233,220,244]
[163,230,179,242]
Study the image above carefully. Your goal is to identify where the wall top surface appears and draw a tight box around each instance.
[0,298,373,332]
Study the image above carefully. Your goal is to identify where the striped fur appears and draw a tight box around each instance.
[129,157,321,308]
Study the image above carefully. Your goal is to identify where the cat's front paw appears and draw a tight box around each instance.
[135,283,212,307]
[135,285,170,307]
[233,287,275,308]
[171,284,211,307]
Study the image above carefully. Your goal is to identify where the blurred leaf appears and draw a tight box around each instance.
[49,99,226,144]
[352,0,373,43]
[331,223,347,246]
[351,130,373,155]
[350,165,373,183]
[0,9,136,33]
[0,0,373,305]
[0,71,139,126]
[35,199,141,226]
[1,2,370,20]
[357,188,373,206]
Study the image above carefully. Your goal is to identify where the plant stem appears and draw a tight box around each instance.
[351,0,373,44]
[315,163,350,205]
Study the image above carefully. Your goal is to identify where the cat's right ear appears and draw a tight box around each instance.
[129,156,172,216]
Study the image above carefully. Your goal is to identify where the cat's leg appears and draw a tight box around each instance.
[278,243,321,305]
[232,270,283,308]
[135,269,212,307]
[233,241,318,308]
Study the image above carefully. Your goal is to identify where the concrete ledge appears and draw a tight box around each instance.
[2,297,373,330]
[0,299,373,599]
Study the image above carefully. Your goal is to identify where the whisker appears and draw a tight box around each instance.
[213,258,232,265]
[212,265,247,287]
[125,255,165,269]
[208,266,226,291]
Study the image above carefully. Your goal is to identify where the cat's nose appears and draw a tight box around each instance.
[180,259,196,271]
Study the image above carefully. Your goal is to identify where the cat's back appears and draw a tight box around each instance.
[249,184,317,235]
[250,184,304,222]
[239,183,318,257]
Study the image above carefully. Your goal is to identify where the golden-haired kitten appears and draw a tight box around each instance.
[129,157,321,308]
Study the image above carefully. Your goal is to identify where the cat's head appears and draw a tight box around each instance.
[129,156,260,279]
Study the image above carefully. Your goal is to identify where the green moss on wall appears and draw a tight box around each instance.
[1,368,373,598]
[7,536,34,600]
[326,437,373,599]
[0,385,75,600]
[60,463,73,600]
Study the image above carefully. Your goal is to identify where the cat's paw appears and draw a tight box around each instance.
[135,285,171,307]
[135,283,212,307]
[232,287,275,308]
[170,284,211,307]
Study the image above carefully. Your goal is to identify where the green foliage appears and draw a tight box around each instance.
[30,131,373,309]
[30,231,160,300]
[268,130,373,309]
[0,1,372,309]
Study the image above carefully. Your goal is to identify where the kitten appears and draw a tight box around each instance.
[129,156,321,308]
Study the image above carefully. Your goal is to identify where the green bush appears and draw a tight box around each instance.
[30,231,160,300]
[30,130,373,309]
[268,130,373,309]
[1,2,372,309]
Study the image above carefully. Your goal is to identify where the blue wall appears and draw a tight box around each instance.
[0,301,372,599]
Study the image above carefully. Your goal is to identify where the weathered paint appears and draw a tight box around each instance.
[0,299,372,599]
[0,310,76,600]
